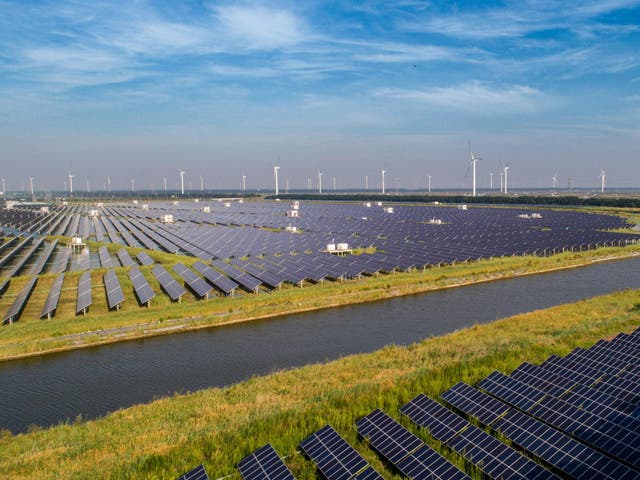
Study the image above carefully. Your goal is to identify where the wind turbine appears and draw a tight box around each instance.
[68,172,74,194]
[467,141,481,197]
[107,176,112,194]
[489,172,493,190]
[200,175,204,192]
[365,175,368,190]
[501,161,512,194]
[332,176,336,191]
[552,174,558,191]
[179,170,185,195]
[600,169,606,193]
[428,175,432,193]
[1,177,5,194]
[29,177,34,197]
[242,175,247,192]
[318,171,323,193]
[381,169,386,194]
[131,178,135,192]
[273,166,280,196]
[163,177,167,195]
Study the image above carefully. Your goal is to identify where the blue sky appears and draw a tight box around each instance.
[1,0,639,191]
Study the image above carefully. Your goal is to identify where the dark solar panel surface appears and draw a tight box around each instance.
[116,248,136,267]
[299,425,369,480]
[152,264,186,301]
[356,409,469,479]
[136,251,155,266]
[172,263,212,299]
[104,269,125,309]
[237,443,295,480]
[2,276,38,324]
[192,261,238,294]
[177,464,209,480]
[76,271,92,314]
[128,266,156,305]
[40,273,65,319]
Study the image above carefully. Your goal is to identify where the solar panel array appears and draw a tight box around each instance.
[40,273,65,319]
[192,261,238,295]
[356,409,470,480]
[172,263,212,299]
[152,264,186,302]
[76,271,92,315]
[299,425,382,480]
[237,443,295,480]
[177,464,209,480]
[136,251,155,266]
[128,266,156,306]
[98,246,113,268]
[2,276,38,325]
[104,269,125,310]
[116,248,136,267]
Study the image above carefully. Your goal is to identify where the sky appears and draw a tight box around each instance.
[1,0,639,192]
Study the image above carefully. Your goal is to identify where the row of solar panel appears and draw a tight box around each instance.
[177,327,640,480]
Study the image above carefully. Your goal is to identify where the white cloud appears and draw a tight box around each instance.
[372,82,544,113]
[213,5,308,50]
[210,64,278,78]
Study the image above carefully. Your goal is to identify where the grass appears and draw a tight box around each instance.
[0,288,638,479]
[0,243,638,360]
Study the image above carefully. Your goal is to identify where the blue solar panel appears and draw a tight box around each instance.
[356,409,469,479]
[40,273,65,319]
[152,264,186,302]
[76,271,92,315]
[177,463,209,480]
[104,269,125,310]
[299,425,369,480]
[237,444,295,480]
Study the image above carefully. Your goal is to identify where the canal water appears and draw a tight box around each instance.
[2,256,640,433]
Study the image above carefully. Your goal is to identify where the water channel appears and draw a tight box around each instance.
[2,256,640,433]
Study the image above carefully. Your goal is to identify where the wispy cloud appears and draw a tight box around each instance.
[372,82,545,113]
[212,5,309,50]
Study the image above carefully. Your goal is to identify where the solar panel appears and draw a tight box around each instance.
[136,251,155,266]
[116,248,136,267]
[400,393,467,443]
[237,443,295,480]
[355,409,423,464]
[128,266,156,306]
[98,246,113,268]
[192,261,238,295]
[173,263,212,299]
[53,248,71,274]
[152,264,186,302]
[299,425,370,480]
[177,464,209,480]
[40,273,65,319]
[356,409,469,480]
[350,466,382,480]
[104,269,125,310]
[528,395,640,469]
[76,271,92,315]
[439,382,511,426]
[2,276,38,325]
[403,389,558,480]
[395,444,470,480]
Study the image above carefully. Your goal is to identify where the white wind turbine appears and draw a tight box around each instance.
[600,169,606,193]
[467,141,481,197]
[552,174,558,191]
[179,170,185,195]
[502,161,512,194]
[318,171,323,193]
[242,175,247,192]
[68,172,74,194]
[273,166,280,196]
[381,169,386,194]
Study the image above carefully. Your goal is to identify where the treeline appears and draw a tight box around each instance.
[267,193,640,208]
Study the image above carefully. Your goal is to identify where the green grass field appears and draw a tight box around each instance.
[0,288,638,479]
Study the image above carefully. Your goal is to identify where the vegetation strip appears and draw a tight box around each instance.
[0,288,638,479]
[0,245,639,361]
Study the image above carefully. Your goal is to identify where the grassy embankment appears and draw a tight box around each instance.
[0,242,639,360]
[0,288,639,479]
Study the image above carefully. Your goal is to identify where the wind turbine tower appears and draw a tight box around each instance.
[332,176,336,191]
[318,172,323,194]
[273,166,280,196]
[68,172,74,194]
[428,175,432,193]
[1,177,5,194]
[468,141,481,197]
[242,175,247,192]
[107,176,112,194]
[163,177,167,195]
[29,177,34,197]
[200,175,204,192]
[381,170,386,194]
[552,174,558,191]
[131,178,135,193]
[489,172,493,190]
[503,162,512,194]
[180,170,185,195]
[600,169,606,193]
[365,175,368,190]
